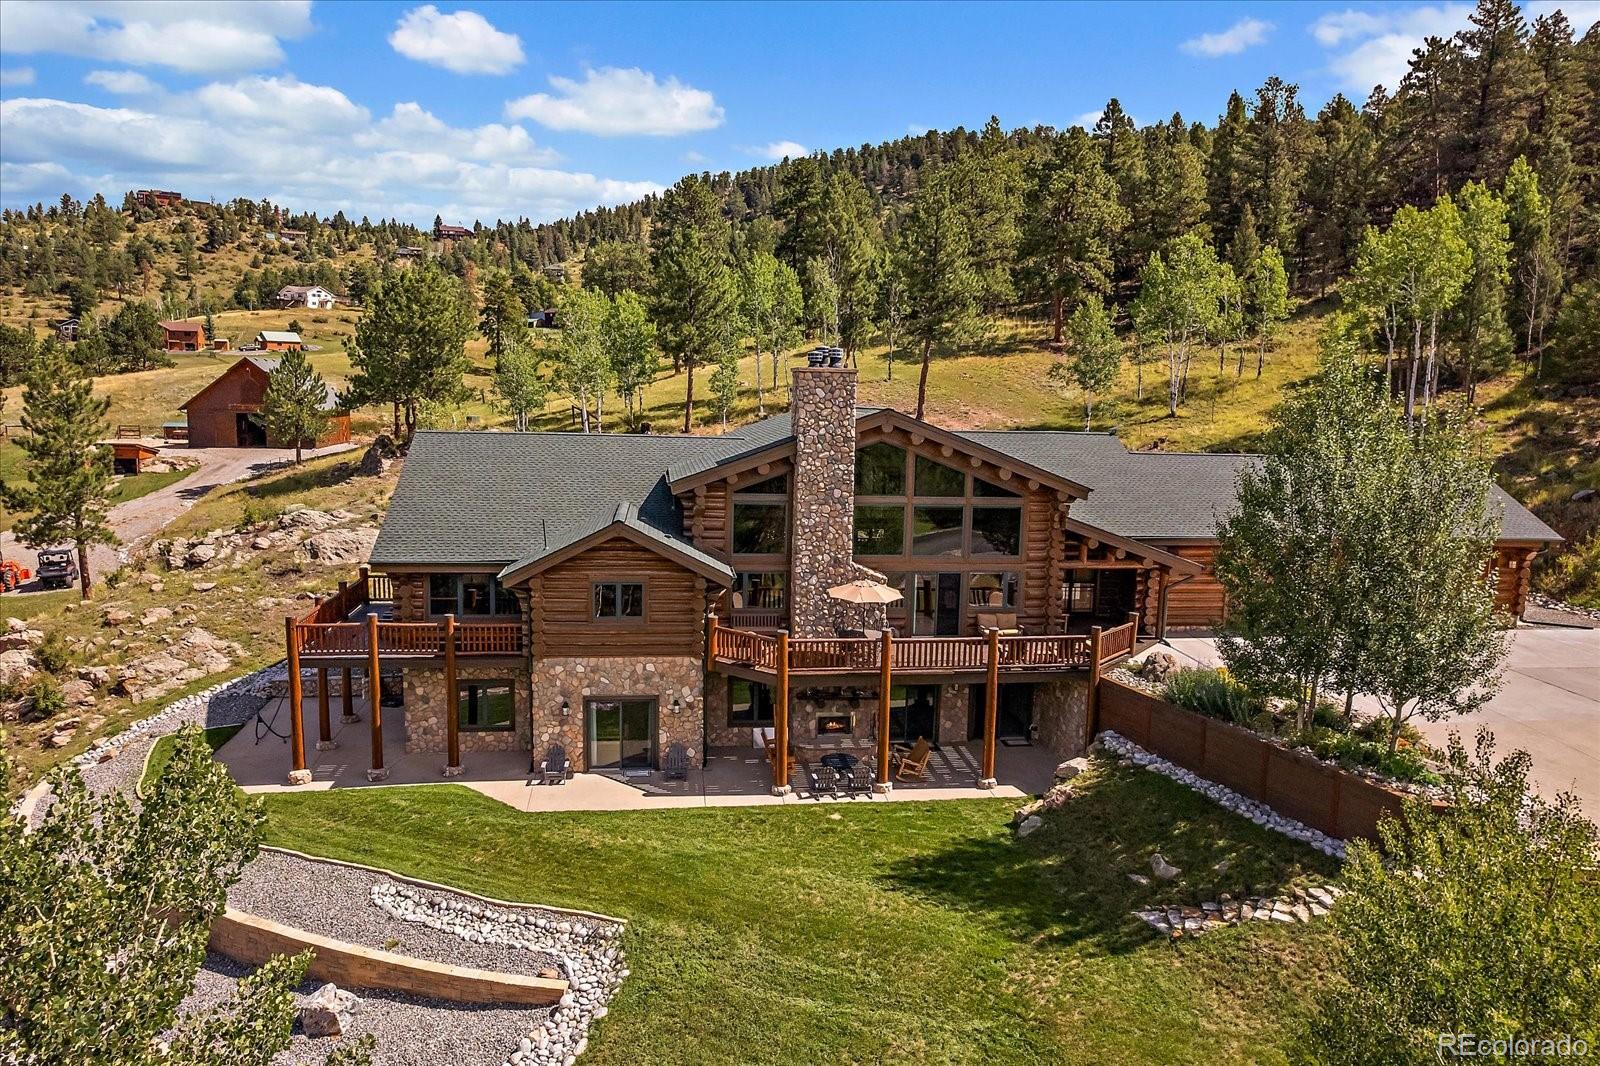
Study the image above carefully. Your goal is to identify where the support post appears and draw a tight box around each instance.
[315,666,335,750]
[772,630,791,796]
[1083,625,1104,751]
[443,614,461,776]
[876,629,893,793]
[366,612,387,781]
[285,617,310,784]
[705,612,718,671]
[1155,571,1170,641]
[979,627,999,788]
[340,665,358,723]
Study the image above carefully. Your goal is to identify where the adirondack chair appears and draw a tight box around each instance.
[844,761,875,797]
[540,743,570,785]
[663,742,691,780]
[808,764,840,798]
[890,737,932,781]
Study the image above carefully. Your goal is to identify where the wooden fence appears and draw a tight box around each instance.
[1094,676,1433,842]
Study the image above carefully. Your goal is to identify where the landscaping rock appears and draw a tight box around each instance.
[1135,650,1180,684]
[301,526,378,565]
[193,582,217,592]
[278,508,339,533]
[0,649,36,688]
[1016,815,1043,837]
[1053,756,1090,781]
[102,608,133,627]
[1150,852,1181,880]
[1572,487,1596,502]
[141,607,173,626]
[250,536,274,551]
[0,627,42,652]
[184,544,217,568]
[296,982,361,1037]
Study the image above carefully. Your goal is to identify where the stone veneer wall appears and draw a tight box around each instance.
[937,683,970,745]
[530,656,704,771]
[788,366,885,637]
[1034,675,1090,760]
[403,665,531,755]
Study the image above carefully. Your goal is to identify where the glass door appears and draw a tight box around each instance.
[586,699,656,769]
[913,573,964,635]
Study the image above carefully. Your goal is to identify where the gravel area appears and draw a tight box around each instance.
[229,851,563,977]
[183,952,546,1066]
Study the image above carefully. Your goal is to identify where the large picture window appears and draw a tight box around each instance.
[853,505,905,555]
[1065,569,1097,614]
[967,572,1019,609]
[911,506,964,556]
[970,507,1022,556]
[458,681,514,731]
[732,502,787,555]
[914,455,965,497]
[729,678,775,725]
[855,443,906,495]
[593,581,645,619]
[732,571,787,611]
[429,573,520,616]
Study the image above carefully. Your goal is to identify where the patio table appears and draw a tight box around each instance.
[819,752,860,773]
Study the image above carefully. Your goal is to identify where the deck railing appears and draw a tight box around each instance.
[291,570,523,660]
[728,606,788,630]
[710,622,1135,676]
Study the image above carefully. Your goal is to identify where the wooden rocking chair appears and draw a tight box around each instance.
[890,737,932,781]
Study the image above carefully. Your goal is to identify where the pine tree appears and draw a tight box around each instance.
[477,269,527,365]
[346,263,473,439]
[651,176,739,431]
[1019,128,1128,344]
[953,117,1024,313]
[3,343,117,599]
[820,171,882,363]
[259,348,331,463]
[895,167,980,420]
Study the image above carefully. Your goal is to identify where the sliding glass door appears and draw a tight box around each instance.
[586,699,655,769]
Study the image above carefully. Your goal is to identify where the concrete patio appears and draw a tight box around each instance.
[219,694,1059,812]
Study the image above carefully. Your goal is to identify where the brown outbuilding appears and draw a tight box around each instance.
[178,355,350,449]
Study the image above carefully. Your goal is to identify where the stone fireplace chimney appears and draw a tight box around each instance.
[788,364,885,637]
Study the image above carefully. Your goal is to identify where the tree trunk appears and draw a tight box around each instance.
[1084,397,1092,431]
[1405,321,1421,428]
[76,541,92,601]
[295,439,303,464]
[754,348,764,415]
[915,338,933,421]
[391,402,401,439]
[1051,294,1064,345]
[683,361,695,433]
[1424,312,1439,416]
[1256,335,1266,378]
[886,325,895,381]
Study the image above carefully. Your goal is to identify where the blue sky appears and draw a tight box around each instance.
[1,1,1596,225]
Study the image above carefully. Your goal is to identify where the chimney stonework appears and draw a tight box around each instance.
[788,367,887,637]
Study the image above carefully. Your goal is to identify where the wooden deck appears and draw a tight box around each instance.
[289,571,524,662]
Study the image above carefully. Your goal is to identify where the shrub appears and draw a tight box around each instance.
[1164,668,1262,725]
[27,675,64,719]
[1292,726,1442,786]
[32,632,75,675]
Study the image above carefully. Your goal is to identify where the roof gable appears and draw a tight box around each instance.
[498,501,735,586]
[177,356,269,411]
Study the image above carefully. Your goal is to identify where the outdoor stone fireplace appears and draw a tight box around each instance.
[816,712,853,737]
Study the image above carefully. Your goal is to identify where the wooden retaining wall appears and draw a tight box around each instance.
[1095,677,1429,842]
[209,908,567,1006]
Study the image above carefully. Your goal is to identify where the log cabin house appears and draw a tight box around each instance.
[178,356,351,449]
[279,364,1560,792]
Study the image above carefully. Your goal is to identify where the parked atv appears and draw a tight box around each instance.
[36,549,78,591]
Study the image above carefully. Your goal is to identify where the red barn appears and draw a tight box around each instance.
[178,356,351,449]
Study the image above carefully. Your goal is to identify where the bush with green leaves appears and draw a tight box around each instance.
[1163,668,1262,725]
[25,674,64,720]
[31,631,75,675]
[1291,726,1442,786]
[1303,730,1600,1063]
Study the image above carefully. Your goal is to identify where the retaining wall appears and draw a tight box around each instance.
[1095,677,1437,842]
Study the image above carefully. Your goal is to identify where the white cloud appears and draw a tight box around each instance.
[388,5,524,75]
[85,69,159,95]
[1180,17,1272,57]
[0,65,35,87]
[906,123,936,136]
[754,139,807,160]
[0,91,654,224]
[1310,5,1474,92]
[506,66,724,136]
[681,149,708,164]
[1522,0,1600,30]
[0,0,312,73]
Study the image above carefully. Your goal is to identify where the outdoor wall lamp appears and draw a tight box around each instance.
[671,698,682,715]
[560,700,570,717]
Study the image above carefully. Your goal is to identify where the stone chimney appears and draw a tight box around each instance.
[788,362,885,637]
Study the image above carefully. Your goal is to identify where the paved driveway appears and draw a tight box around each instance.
[3,442,355,592]
[1157,625,1600,818]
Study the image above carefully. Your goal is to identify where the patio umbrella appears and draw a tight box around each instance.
[827,579,903,605]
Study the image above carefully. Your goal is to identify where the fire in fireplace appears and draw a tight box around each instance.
[817,714,852,736]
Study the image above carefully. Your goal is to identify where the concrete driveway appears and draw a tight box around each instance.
[1156,624,1600,818]
[3,442,356,592]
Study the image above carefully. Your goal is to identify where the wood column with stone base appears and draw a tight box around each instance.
[772,631,791,796]
[978,627,999,789]
[340,666,359,723]
[314,667,336,750]
[284,616,311,785]
[442,614,463,777]
[365,612,388,781]
[875,629,893,794]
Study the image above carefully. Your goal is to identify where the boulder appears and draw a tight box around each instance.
[101,608,133,627]
[1016,815,1043,838]
[184,544,217,568]
[1573,487,1596,502]
[61,679,96,706]
[1135,651,1181,684]
[141,607,173,626]
[1053,757,1090,782]
[0,648,36,686]
[5,617,26,632]
[301,526,378,565]
[193,582,217,592]
[1150,852,1181,880]
[358,434,401,476]
[250,535,274,550]
[296,982,361,1037]
[75,665,112,686]
[0,628,42,652]
[278,508,338,533]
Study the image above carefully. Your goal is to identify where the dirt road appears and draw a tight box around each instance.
[2,443,355,593]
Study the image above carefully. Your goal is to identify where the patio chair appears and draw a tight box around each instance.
[890,737,932,781]
[663,743,690,781]
[844,761,875,797]
[808,764,841,798]
[539,743,570,785]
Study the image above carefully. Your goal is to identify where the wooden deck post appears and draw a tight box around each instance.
[315,666,334,750]
[1083,625,1104,751]
[705,612,718,671]
[285,617,309,784]
[340,666,357,723]
[773,630,791,795]
[443,614,461,776]
[979,627,999,788]
[876,629,893,793]
[1127,609,1141,639]
[1155,571,1170,641]
[366,612,387,781]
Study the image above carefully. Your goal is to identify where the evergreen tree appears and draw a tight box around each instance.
[820,171,882,363]
[1020,128,1128,343]
[346,263,473,439]
[581,240,653,298]
[651,176,739,432]
[953,117,1024,313]
[104,301,169,372]
[1244,244,1290,377]
[894,167,980,419]
[259,348,331,463]
[2,343,117,599]
[477,269,527,365]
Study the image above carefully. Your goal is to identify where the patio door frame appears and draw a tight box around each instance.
[585,697,657,770]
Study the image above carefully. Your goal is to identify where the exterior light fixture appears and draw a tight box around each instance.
[560,700,570,717]
[671,698,682,715]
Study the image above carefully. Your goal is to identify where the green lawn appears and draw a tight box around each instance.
[264,761,1339,1065]
[140,724,244,796]
[108,466,192,505]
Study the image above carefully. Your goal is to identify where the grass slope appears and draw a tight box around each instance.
[264,762,1337,1065]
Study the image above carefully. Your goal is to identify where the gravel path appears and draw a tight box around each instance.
[184,953,546,1066]
[229,851,564,977]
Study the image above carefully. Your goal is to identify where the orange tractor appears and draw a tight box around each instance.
[0,558,29,593]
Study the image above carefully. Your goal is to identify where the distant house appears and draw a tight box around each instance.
[527,309,558,329]
[160,320,206,352]
[136,189,183,209]
[434,222,473,241]
[178,356,350,449]
[274,285,337,310]
[541,263,567,280]
[395,245,425,260]
[255,330,303,351]
[277,228,308,243]
[53,316,80,341]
